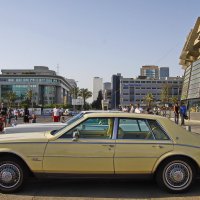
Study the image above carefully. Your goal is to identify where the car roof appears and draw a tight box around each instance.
[83,112,167,120]
[81,110,122,113]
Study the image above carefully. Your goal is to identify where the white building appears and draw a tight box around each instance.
[120,76,183,106]
[93,77,103,101]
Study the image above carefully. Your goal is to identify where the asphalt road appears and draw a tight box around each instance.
[1,178,200,200]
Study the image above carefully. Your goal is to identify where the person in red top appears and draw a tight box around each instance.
[173,103,179,124]
[53,106,60,122]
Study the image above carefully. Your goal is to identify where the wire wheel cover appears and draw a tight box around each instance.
[164,161,192,190]
[0,163,21,189]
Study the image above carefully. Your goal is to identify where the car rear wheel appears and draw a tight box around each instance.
[0,159,26,193]
[156,159,195,193]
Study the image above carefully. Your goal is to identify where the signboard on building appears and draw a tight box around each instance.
[43,108,53,116]
[72,98,84,105]
[29,108,42,115]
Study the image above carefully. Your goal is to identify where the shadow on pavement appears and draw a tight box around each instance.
[15,179,200,199]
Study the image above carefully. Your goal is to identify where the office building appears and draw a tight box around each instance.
[140,65,159,79]
[120,76,183,106]
[93,77,103,101]
[0,66,74,106]
[160,67,169,78]
[179,17,200,110]
[111,73,122,109]
[103,82,111,91]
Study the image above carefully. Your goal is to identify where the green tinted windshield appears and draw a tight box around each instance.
[51,112,84,135]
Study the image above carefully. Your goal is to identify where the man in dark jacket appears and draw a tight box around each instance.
[173,103,179,124]
[180,103,187,126]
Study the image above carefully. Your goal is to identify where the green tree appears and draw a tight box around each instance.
[78,88,92,109]
[160,84,170,105]
[25,89,37,108]
[5,91,17,107]
[170,96,178,104]
[144,93,154,107]
[26,89,33,105]
[70,87,80,99]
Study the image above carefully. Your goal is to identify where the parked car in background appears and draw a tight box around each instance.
[3,110,121,134]
[3,112,82,134]
[0,112,200,193]
[63,109,79,116]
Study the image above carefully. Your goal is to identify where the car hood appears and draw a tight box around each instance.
[8,122,64,128]
[0,131,48,143]
[4,123,66,134]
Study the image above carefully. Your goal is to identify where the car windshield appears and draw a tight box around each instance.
[50,112,84,135]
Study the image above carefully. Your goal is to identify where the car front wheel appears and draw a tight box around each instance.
[0,159,26,193]
[156,159,195,193]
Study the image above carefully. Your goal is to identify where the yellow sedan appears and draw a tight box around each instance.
[0,112,200,193]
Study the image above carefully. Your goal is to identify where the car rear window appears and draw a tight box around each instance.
[117,118,154,140]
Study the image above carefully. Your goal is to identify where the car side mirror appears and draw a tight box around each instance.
[72,130,80,141]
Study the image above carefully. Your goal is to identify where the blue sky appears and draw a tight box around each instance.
[0,0,199,93]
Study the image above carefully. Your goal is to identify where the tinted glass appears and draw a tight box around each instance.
[118,118,154,140]
[61,117,114,139]
[148,120,169,140]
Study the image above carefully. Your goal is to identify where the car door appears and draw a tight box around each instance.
[43,117,115,174]
[114,118,173,174]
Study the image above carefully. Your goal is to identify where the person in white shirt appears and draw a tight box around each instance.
[13,108,18,120]
[129,104,134,113]
[53,106,60,122]
[122,106,128,112]
[134,104,143,114]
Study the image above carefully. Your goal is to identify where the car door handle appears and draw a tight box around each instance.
[102,144,115,148]
[152,145,164,149]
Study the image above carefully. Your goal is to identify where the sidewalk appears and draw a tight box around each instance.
[170,112,200,134]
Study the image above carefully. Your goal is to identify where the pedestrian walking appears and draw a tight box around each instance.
[180,103,187,126]
[134,104,143,113]
[153,106,159,115]
[31,114,36,123]
[122,106,128,112]
[23,107,30,123]
[173,103,179,124]
[13,108,18,120]
[0,103,7,127]
[53,106,60,122]
[129,104,134,113]
[6,107,13,126]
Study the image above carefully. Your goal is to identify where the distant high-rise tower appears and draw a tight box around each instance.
[93,77,103,101]
[111,73,122,109]
[103,82,111,90]
[160,67,169,78]
[140,65,159,79]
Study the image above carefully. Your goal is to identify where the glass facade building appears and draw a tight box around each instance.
[111,73,121,109]
[179,17,200,111]
[140,65,159,79]
[160,67,169,78]
[181,60,200,110]
[0,66,75,106]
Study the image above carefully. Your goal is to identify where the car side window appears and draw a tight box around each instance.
[60,117,114,139]
[117,118,154,140]
[147,120,169,140]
